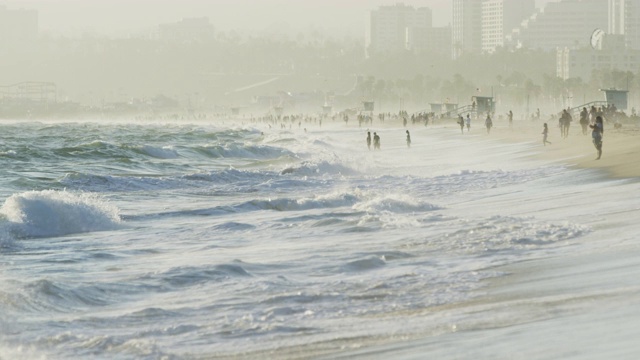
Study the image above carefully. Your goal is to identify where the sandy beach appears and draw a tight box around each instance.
[487,118,640,179]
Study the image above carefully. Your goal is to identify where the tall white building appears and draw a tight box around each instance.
[366,3,432,56]
[452,0,482,58]
[481,0,535,53]
[609,0,640,49]
[510,0,608,51]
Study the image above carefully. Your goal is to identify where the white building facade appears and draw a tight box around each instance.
[481,0,535,53]
[452,0,482,58]
[609,0,640,49]
[367,3,432,56]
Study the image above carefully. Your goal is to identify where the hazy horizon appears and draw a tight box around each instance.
[6,0,558,38]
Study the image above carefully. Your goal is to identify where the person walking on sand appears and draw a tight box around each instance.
[508,110,513,128]
[542,123,551,146]
[465,114,471,132]
[406,130,411,148]
[485,113,493,134]
[457,115,465,134]
[590,116,604,159]
[366,131,372,150]
[373,132,380,150]
[579,107,589,135]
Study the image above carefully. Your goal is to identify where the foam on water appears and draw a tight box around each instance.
[0,190,121,238]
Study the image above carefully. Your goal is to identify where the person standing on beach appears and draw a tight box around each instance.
[373,132,380,150]
[561,109,572,138]
[579,107,589,135]
[406,130,411,148]
[485,113,493,134]
[457,115,465,134]
[508,110,513,128]
[590,116,604,159]
[542,123,551,146]
[366,131,372,150]
[465,114,471,132]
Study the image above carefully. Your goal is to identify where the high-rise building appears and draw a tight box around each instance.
[510,0,608,51]
[481,0,535,53]
[366,3,432,56]
[452,0,482,58]
[609,0,640,49]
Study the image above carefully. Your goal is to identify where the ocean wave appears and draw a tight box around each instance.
[353,195,441,214]
[280,160,358,176]
[240,193,359,212]
[128,144,180,159]
[343,256,387,272]
[0,190,122,238]
[438,215,588,255]
[198,143,296,160]
[142,264,252,288]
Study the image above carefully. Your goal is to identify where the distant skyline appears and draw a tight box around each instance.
[6,0,558,38]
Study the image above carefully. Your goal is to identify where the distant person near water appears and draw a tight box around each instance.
[559,109,572,138]
[465,114,471,132]
[508,110,513,128]
[366,131,371,150]
[590,116,604,160]
[579,107,589,135]
[406,130,411,148]
[373,132,380,150]
[457,115,465,134]
[485,114,493,134]
[542,123,551,146]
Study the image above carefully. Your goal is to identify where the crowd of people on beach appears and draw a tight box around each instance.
[357,105,616,161]
[228,102,625,162]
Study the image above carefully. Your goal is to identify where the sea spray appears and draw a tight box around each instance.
[0,190,121,238]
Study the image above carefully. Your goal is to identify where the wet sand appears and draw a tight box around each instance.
[488,119,640,179]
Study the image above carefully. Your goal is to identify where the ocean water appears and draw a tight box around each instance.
[0,119,638,359]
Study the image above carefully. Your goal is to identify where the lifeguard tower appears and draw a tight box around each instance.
[600,88,628,110]
[472,96,495,115]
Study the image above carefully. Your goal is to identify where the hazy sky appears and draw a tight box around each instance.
[8,0,558,38]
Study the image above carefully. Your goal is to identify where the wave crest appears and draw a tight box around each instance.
[0,190,122,238]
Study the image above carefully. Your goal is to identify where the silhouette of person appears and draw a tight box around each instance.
[406,130,411,148]
[366,131,372,150]
[542,123,551,146]
[485,114,493,134]
[373,132,380,150]
[590,116,604,159]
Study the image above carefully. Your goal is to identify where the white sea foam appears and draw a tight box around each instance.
[0,190,121,238]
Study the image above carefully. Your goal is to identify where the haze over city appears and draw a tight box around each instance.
[3,0,629,118]
[10,0,557,37]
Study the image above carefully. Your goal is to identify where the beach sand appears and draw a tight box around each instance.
[488,118,640,179]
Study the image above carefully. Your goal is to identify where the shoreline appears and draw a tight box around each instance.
[482,118,640,179]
